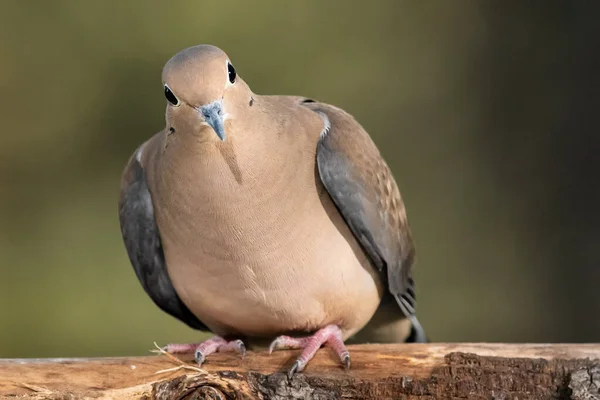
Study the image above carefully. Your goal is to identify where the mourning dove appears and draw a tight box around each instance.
[118,44,427,376]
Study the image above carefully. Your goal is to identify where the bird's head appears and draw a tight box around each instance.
[161,44,252,141]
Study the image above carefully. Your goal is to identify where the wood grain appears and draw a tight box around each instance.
[1,343,600,399]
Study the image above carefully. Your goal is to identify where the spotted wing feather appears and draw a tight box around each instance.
[309,103,417,317]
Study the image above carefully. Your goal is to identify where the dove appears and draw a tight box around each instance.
[118,44,427,376]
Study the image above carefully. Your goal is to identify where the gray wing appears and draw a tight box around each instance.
[309,102,417,318]
[118,147,208,331]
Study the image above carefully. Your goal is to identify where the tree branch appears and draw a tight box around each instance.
[1,344,600,399]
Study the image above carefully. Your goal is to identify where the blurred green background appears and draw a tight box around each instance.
[2,1,599,358]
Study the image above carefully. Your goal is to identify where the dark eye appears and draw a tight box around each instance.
[227,62,236,84]
[164,85,179,106]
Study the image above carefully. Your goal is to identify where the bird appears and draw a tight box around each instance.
[118,44,427,377]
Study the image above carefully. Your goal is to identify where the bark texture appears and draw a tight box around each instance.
[1,344,600,399]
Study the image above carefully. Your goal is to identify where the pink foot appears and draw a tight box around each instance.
[268,325,350,377]
[163,336,246,366]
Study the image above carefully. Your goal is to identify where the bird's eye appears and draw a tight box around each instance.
[227,62,236,84]
[164,85,180,106]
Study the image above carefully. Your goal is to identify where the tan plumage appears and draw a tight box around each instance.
[119,44,426,375]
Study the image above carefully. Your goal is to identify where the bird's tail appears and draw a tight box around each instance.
[405,315,429,343]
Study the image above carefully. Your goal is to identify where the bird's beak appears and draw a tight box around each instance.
[199,100,226,141]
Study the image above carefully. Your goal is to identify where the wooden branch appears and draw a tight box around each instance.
[2,344,600,399]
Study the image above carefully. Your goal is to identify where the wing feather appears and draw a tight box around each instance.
[118,144,208,331]
[309,104,417,317]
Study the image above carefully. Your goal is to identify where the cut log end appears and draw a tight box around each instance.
[1,343,600,399]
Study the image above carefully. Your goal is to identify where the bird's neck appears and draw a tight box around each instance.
[146,97,325,263]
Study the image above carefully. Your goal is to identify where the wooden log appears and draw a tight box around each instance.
[1,344,600,399]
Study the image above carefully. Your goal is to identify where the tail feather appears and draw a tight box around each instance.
[405,316,428,343]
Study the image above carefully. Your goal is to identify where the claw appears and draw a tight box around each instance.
[194,350,206,366]
[288,361,300,379]
[238,341,247,359]
[342,354,351,369]
[224,339,246,358]
[268,338,279,354]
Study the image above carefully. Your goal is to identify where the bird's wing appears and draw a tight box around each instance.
[307,101,417,318]
[118,141,208,331]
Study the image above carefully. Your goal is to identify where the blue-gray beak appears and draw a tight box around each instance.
[199,100,226,141]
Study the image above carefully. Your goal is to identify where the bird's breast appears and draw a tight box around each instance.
[149,134,383,339]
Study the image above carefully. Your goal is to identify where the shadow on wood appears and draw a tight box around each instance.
[1,344,600,399]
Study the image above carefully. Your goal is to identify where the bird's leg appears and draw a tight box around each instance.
[163,336,246,366]
[268,324,350,377]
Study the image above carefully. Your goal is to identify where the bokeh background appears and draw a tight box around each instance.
[1,1,599,358]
